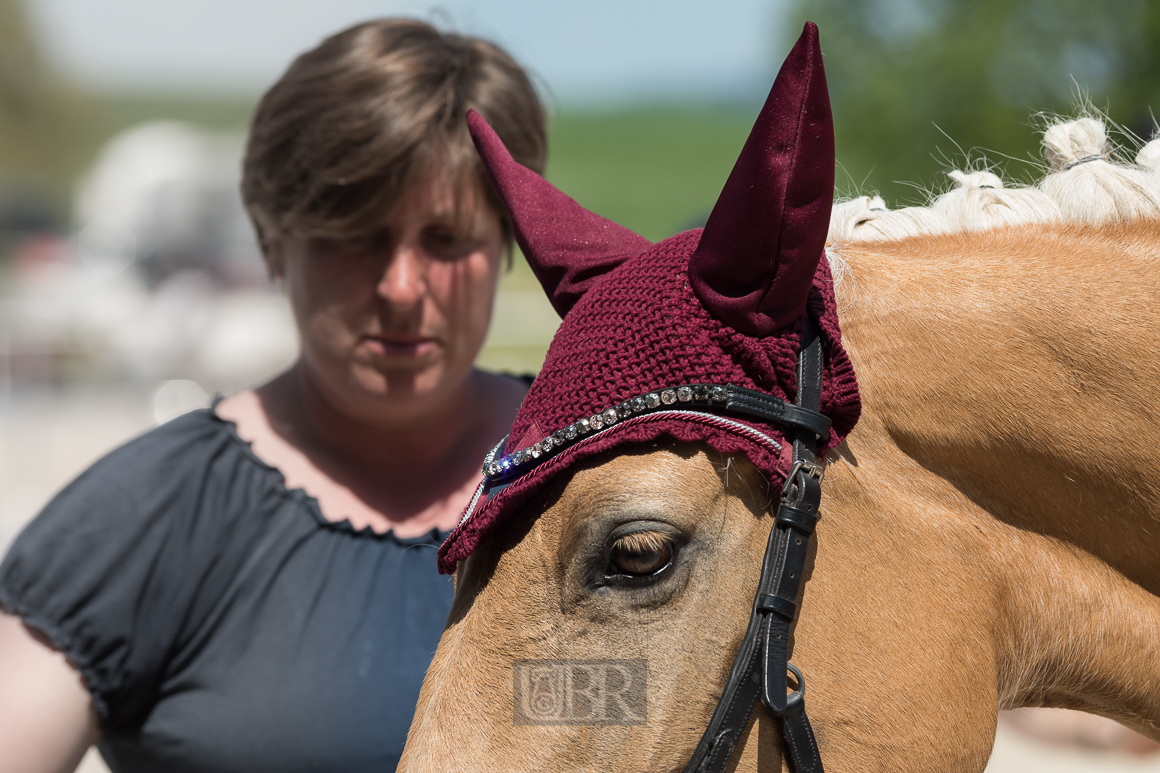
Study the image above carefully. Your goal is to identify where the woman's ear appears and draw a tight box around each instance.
[265,239,286,281]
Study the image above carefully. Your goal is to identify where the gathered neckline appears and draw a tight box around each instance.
[203,405,448,546]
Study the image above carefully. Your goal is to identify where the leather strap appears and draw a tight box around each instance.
[682,314,826,773]
[725,385,832,440]
[779,666,823,773]
[775,314,825,773]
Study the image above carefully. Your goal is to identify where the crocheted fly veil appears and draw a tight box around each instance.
[438,23,860,573]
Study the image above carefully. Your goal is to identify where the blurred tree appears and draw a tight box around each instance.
[785,0,1160,205]
[0,0,91,232]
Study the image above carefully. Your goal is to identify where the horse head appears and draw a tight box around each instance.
[400,22,1160,773]
[400,24,866,771]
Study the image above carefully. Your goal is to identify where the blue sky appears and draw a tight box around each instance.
[27,0,792,106]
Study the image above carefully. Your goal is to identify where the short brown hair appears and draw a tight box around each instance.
[241,19,547,253]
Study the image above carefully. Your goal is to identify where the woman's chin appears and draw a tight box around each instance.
[312,350,476,424]
[347,363,452,407]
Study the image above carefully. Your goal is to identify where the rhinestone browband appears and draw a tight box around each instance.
[482,383,832,484]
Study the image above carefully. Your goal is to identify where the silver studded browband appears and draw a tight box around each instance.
[482,383,832,484]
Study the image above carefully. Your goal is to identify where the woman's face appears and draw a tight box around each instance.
[275,173,505,426]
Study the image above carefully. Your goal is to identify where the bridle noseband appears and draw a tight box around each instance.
[681,312,827,773]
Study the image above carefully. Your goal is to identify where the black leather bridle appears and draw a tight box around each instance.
[681,313,828,773]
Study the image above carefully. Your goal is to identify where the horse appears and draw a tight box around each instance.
[397,24,1160,773]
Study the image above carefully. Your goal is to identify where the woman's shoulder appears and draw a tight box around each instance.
[0,406,295,725]
[471,369,533,449]
[45,408,269,517]
[89,408,243,480]
[8,407,274,553]
[475,369,534,413]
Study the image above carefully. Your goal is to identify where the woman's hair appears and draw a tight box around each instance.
[241,19,547,255]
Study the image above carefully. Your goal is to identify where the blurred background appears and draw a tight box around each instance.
[0,1,1158,771]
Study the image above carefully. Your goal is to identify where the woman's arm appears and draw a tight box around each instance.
[0,612,99,773]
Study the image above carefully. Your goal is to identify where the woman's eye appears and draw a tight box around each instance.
[608,532,674,577]
[312,232,387,257]
[425,228,463,247]
[422,226,481,260]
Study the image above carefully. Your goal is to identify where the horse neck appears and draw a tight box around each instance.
[831,221,1160,592]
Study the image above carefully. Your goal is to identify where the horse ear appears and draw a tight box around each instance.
[467,111,652,318]
[688,22,834,336]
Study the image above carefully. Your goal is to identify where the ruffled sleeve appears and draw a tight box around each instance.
[0,411,235,728]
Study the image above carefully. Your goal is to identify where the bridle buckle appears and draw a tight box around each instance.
[783,459,825,495]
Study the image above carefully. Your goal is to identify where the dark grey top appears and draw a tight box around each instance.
[0,408,454,772]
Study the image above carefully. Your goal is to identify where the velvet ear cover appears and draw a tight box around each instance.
[439,23,858,574]
[688,21,834,336]
[467,111,652,317]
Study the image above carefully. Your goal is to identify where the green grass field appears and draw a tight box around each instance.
[547,108,755,241]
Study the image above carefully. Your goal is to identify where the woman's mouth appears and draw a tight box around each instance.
[362,335,438,358]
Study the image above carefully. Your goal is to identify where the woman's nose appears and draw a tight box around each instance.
[376,245,425,306]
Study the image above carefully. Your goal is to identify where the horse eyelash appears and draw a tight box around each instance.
[614,530,673,555]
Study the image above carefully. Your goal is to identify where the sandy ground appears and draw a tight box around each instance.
[2,386,1158,773]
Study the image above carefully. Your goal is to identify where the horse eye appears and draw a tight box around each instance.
[608,533,674,577]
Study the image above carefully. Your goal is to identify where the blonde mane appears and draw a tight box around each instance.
[827,117,1160,249]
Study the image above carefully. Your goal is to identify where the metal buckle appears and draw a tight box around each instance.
[782,459,825,495]
[785,663,807,710]
[767,662,808,717]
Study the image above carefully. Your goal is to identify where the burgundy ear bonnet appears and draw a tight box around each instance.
[439,23,860,573]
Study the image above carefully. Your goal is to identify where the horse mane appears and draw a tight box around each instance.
[827,116,1160,250]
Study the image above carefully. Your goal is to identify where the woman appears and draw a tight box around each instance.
[0,19,545,773]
